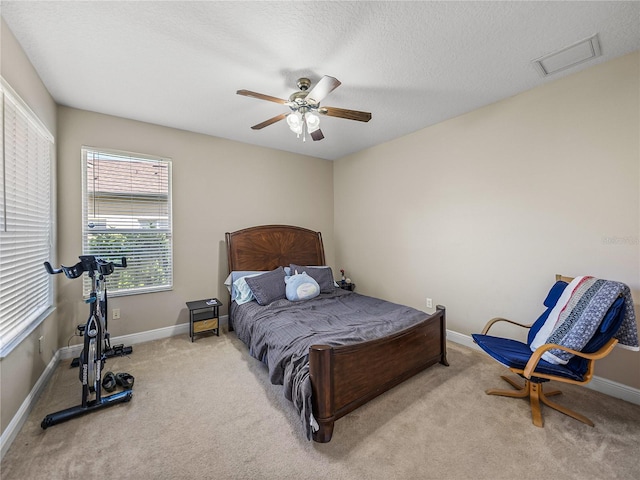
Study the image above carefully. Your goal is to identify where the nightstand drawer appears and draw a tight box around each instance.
[193,318,218,333]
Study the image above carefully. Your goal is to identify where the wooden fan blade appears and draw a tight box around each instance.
[306,76,341,105]
[251,113,288,130]
[319,107,372,122]
[237,89,288,105]
[310,129,325,141]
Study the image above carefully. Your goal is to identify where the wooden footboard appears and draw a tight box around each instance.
[309,305,447,442]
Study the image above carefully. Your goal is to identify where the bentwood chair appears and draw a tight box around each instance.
[472,275,626,427]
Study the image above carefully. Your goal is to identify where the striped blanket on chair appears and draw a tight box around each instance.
[530,276,639,365]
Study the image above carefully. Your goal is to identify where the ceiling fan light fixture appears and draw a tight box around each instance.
[287,112,302,133]
[306,112,320,133]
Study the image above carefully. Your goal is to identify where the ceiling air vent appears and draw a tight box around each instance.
[532,34,602,77]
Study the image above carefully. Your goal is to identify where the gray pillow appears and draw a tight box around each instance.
[289,264,335,293]
[245,267,286,305]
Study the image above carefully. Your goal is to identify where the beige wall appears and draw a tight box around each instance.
[56,107,334,344]
[0,19,59,434]
[334,51,640,388]
[2,14,638,442]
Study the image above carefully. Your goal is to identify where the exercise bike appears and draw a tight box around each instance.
[41,255,133,429]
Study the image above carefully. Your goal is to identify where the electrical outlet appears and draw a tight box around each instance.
[112,308,121,320]
[426,298,433,309]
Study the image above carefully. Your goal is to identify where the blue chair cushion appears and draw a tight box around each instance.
[472,333,587,382]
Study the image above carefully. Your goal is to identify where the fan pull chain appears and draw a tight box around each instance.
[302,113,307,142]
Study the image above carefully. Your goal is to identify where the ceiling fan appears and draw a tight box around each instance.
[237,76,372,142]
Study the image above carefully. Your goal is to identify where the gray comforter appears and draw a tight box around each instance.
[230,289,429,439]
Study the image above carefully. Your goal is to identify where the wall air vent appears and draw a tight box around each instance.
[532,34,602,77]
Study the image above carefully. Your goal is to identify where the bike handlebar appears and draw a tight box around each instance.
[44,256,127,279]
[44,261,61,275]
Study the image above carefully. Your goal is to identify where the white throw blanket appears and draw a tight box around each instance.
[530,276,639,365]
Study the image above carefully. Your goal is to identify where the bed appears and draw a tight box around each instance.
[225,224,448,442]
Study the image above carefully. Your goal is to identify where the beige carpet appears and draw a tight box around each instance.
[2,333,640,480]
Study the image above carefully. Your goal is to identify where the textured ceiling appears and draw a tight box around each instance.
[2,1,639,160]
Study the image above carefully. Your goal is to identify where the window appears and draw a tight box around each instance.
[82,147,172,296]
[0,78,54,356]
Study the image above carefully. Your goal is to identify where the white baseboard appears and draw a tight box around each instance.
[446,328,640,406]
[1,349,61,459]
[584,374,640,405]
[446,329,481,351]
[58,322,189,360]
[1,316,227,460]
[58,315,229,360]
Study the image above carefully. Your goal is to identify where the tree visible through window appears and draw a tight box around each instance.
[82,148,172,296]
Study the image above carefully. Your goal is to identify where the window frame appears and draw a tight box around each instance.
[81,146,173,297]
[0,78,55,358]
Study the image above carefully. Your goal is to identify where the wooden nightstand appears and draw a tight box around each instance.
[186,298,221,342]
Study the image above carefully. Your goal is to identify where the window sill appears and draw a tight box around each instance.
[0,306,56,359]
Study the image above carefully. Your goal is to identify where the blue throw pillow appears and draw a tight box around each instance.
[285,273,320,302]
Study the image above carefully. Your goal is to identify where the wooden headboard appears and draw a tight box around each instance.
[226,225,326,272]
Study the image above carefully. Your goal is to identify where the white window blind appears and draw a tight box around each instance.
[0,79,54,356]
[81,147,172,296]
